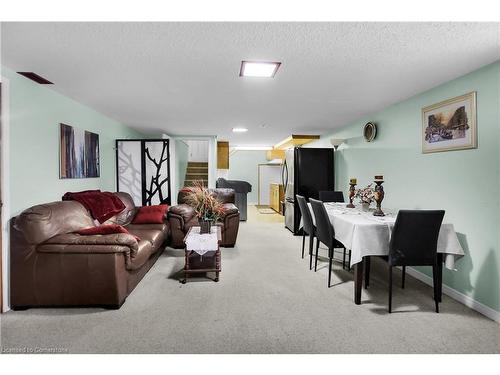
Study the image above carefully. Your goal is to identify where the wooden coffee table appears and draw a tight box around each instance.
[181,226,222,283]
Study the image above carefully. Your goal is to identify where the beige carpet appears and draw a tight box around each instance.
[253,205,284,222]
[0,206,498,353]
[257,207,277,214]
[255,205,280,215]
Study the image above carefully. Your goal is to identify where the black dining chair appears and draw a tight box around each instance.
[319,191,345,203]
[310,198,350,287]
[382,210,445,313]
[296,195,316,270]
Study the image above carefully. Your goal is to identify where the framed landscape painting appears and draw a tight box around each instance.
[422,92,477,154]
[60,123,100,178]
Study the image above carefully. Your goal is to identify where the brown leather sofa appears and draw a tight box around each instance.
[10,192,169,310]
[168,188,240,248]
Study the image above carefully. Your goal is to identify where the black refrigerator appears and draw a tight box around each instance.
[282,147,334,234]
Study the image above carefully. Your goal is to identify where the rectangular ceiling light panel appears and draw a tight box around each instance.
[232,127,248,133]
[240,61,281,78]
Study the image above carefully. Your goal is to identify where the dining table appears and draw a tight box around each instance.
[306,202,465,305]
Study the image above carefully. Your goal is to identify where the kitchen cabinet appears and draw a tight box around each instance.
[270,183,284,214]
[217,141,229,169]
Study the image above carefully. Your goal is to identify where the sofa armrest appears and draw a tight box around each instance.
[168,204,197,223]
[41,233,139,253]
[221,203,238,216]
[222,209,240,247]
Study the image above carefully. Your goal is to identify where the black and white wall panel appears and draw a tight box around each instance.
[116,139,171,206]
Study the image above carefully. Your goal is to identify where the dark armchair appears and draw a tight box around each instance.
[168,188,240,248]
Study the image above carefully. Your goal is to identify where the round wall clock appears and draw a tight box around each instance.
[363,122,377,142]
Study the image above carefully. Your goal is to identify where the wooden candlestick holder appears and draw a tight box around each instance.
[373,180,385,216]
[347,183,356,208]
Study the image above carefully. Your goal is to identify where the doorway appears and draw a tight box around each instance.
[257,163,282,206]
[181,140,209,187]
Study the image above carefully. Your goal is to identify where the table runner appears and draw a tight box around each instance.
[185,226,219,255]
[305,202,464,270]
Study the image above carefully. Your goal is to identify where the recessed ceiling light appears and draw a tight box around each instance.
[240,61,281,78]
[232,127,248,133]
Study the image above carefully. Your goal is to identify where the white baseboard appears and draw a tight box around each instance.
[406,267,500,324]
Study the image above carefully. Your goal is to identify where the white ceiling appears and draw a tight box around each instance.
[2,22,499,145]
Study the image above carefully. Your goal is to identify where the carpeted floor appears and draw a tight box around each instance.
[1,206,499,354]
[255,205,279,215]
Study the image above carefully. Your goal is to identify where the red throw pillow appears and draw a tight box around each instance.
[77,224,140,241]
[132,205,169,224]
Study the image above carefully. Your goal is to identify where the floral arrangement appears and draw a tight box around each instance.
[355,184,374,204]
[182,181,225,222]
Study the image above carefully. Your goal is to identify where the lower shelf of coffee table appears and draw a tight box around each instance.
[181,251,221,283]
[183,268,220,273]
[181,267,220,283]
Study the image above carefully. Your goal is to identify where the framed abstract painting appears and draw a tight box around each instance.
[422,91,477,154]
[60,123,100,178]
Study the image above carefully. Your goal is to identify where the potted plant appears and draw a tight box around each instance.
[182,181,225,233]
[355,184,374,211]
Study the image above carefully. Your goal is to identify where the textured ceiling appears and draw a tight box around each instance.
[2,22,499,145]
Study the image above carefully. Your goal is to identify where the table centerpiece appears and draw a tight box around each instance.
[182,181,225,234]
[355,184,374,211]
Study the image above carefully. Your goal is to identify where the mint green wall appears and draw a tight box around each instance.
[3,67,145,216]
[228,150,269,204]
[175,139,189,192]
[308,61,500,313]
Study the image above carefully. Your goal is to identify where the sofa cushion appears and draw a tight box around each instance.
[77,224,140,241]
[126,223,169,232]
[132,205,169,224]
[126,227,167,249]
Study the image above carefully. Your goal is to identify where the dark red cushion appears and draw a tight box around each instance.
[132,205,169,224]
[77,224,140,241]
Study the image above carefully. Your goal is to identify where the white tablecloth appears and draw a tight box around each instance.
[305,202,464,270]
[185,226,219,255]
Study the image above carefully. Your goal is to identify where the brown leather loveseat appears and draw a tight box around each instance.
[10,192,169,309]
[168,188,240,248]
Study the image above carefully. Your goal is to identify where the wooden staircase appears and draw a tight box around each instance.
[184,162,208,187]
